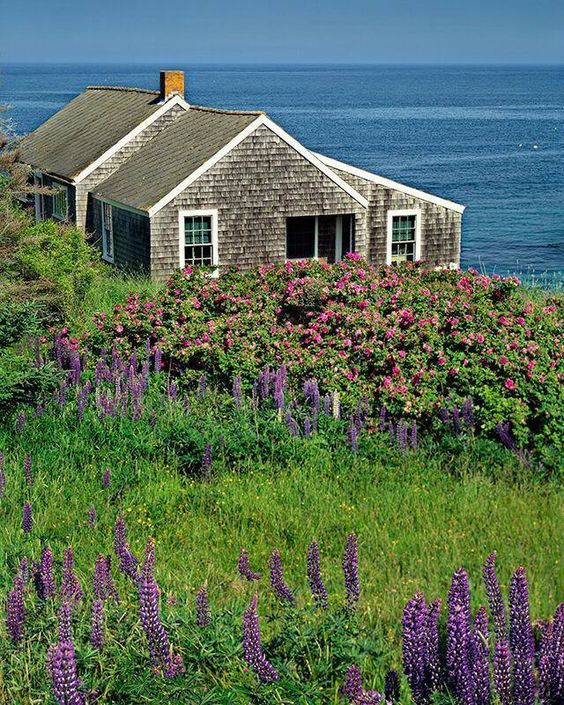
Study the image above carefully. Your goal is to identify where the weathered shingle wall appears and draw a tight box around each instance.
[77,104,185,230]
[91,199,151,272]
[150,124,367,279]
[331,167,462,268]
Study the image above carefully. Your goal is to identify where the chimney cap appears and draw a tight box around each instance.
[160,70,185,101]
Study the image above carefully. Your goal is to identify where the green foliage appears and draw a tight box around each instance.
[0,351,59,414]
[0,300,44,345]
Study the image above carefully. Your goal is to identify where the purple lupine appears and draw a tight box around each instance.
[93,554,118,602]
[198,373,207,398]
[273,365,286,410]
[402,592,430,704]
[483,551,507,638]
[238,549,261,581]
[19,557,29,584]
[427,598,443,692]
[47,640,84,705]
[493,637,512,705]
[58,600,73,644]
[461,398,475,427]
[538,602,564,705]
[16,410,26,433]
[306,540,328,609]
[232,374,243,407]
[201,443,213,477]
[384,669,401,703]
[348,415,359,453]
[87,505,96,527]
[138,537,185,677]
[102,468,110,488]
[388,420,395,443]
[196,583,211,628]
[153,347,162,373]
[24,454,33,485]
[304,417,312,437]
[269,550,295,603]
[6,574,26,644]
[168,382,178,401]
[379,405,387,431]
[497,421,517,451]
[113,515,140,585]
[23,501,33,533]
[90,599,104,651]
[396,422,408,452]
[242,593,279,683]
[323,393,332,416]
[446,568,474,704]
[509,567,535,705]
[340,664,383,704]
[471,606,491,705]
[60,547,83,603]
[343,532,360,611]
[37,546,57,600]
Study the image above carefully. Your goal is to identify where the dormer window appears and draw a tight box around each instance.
[52,184,68,220]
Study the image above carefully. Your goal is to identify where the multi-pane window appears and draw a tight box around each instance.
[184,215,214,266]
[102,201,114,261]
[52,186,68,220]
[391,214,417,262]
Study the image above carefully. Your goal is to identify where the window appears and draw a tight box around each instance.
[52,185,68,220]
[101,201,114,262]
[179,210,218,268]
[387,210,421,264]
[286,216,317,259]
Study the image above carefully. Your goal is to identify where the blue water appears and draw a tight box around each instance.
[1,63,563,281]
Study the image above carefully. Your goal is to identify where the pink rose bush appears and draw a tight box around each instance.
[84,258,562,452]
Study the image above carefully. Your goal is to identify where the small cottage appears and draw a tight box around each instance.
[18,70,464,278]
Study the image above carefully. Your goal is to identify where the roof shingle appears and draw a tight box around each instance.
[17,87,163,179]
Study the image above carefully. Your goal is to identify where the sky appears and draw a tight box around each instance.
[0,0,562,64]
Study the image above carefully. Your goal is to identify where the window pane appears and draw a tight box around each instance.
[185,216,212,246]
[286,216,315,259]
[392,215,416,242]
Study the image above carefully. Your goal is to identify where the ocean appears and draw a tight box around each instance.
[1,63,563,282]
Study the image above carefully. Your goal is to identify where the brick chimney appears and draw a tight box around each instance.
[160,70,185,101]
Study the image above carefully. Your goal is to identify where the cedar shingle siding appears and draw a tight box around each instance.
[91,200,151,271]
[150,125,368,279]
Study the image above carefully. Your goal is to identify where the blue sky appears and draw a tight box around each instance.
[1,0,562,64]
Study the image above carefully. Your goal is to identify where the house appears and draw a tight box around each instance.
[18,70,465,279]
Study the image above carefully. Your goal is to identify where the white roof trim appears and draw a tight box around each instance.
[148,114,267,216]
[73,94,190,184]
[314,153,465,214]
[148,114,369,216]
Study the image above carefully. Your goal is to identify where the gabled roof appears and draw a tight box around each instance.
[315,153,465,214]
[93,106,264,211]
[17,86,168,180]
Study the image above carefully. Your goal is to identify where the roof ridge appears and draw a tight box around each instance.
[188,104,264,116]
[86,85,159,96]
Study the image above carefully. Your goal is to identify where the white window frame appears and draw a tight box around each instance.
[386,208,422,265]
[51,183,69,221]
[285,215,319,261]
[33,173,44,222]
[100,200,115,263]
[178,209,219,270]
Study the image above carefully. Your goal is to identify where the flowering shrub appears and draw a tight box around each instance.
[83,260,562,454]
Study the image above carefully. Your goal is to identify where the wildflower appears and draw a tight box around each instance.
[307,540,328,609]
[269,550,295,603]
[60,547,83,603]
[196,583,211,628]
[47,640,84,705]
[384,669,401,703]
[471,606,491,705]
[138,538,185,677]
[87,505,96,527]
[343,532,360,611]
[16,411,26,433]
[493,638,512,705]
[348,415,359,453]
[24,454,33,485]
[509,567,535,705]
[37,546,57,600]
[102,468,111,488]
[93,554,118,602]
[446,568,474,704]
[23,501,33,533]
[90,599,104,651]
[242,593,279,683]
[6,573,25,644]
[201,443,213,477]
[58,601,73,643]
[232,374,243,407]
[341,664,383,704]
[113,515,140,585]
[402,592,432,704]
[238,549,261,581]
[538,602,563,704]
[483,552,506,638]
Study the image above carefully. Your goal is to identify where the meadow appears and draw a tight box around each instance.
[0,195,562,704]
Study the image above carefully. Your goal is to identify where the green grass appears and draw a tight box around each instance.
[0,386,561,703]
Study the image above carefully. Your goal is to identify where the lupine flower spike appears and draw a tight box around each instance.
[483,551,507,638]
[343,532,360,611]
[340,664,383,704]
[196,583,211,628]
[509,567,535,705]
[242,593,279,683]
[47,640,84,705]
[238,549,261,581]
[306,540,328,609]
[90,599,104,651]
[269,549,295,603]
[23,501,33,533]
[60,547,83,603]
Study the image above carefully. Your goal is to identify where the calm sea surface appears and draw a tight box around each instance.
[1,63,563,281]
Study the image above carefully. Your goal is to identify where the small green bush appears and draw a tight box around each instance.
[0,300,44,346]
[0,352,59,414]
